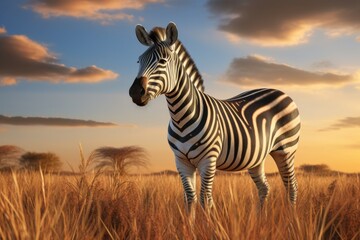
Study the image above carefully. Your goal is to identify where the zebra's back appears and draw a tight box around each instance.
[216,88,300,171]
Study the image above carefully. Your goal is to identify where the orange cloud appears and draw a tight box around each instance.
[0,114,117,127]
[320,116,360,131]
[60,65,119,83]
[0,77,17,86]
[0,34,118,85]
[223,55,355,88]
[26,0,164,23]
[207,0,360,46]
[0,27,6,34]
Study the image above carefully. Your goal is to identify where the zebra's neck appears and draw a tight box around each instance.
[174,41,204,92]
[165,64,203,132]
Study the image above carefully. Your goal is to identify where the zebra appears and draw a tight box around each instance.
[129,22,301,214]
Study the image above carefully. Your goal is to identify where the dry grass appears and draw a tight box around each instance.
[0,171,359,239]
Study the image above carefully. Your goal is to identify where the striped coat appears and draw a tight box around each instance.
[129,22,300,213]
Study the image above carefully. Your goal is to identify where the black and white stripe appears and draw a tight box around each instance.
[130,23,300,213]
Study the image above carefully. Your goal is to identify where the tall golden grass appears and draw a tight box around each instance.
[0,170,359,239]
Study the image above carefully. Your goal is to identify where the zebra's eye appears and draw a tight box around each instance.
[158,59,167,65]
[137,60,139,63]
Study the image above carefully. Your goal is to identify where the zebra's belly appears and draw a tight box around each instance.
[215,140,270,171]
[216,155,261,171]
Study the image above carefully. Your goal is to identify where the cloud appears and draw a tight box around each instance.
[207,0,360,46]
[0,34,118,85]
[321,116,360,131]
[0,27,6,34]
[345,144,360,149]
[0,114,118,127]
[222,55,356,88]
[0,77,17,86]
[26,0,164,23]
[311,60,335,70]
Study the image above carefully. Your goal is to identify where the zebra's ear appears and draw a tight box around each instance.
[166,22,178,46]
[135,24,153,46]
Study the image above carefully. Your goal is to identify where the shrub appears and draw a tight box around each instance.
[19,152,62,172]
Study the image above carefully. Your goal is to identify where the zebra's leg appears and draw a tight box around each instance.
[197,158,216,211]
[271,150,298,204]
[176,159,197,215]
[248,160,270,209]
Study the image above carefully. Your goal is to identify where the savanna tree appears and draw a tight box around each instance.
[299,164,331,173]
[19,152,62,172]
[0,145,24,170]
[90,146,148,175]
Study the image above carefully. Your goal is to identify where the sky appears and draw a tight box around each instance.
[1,0,360,173]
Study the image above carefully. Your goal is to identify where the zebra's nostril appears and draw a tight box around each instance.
[140,88,146,96]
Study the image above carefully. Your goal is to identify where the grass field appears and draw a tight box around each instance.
[0,170,359,239]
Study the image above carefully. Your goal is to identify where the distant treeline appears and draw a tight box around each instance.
[0,145,148,175]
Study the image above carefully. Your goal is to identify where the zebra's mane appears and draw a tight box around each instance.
[149,27,205,92]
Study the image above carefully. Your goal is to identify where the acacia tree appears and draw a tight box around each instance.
[90,146,148,175]
[19,152,62,172]
[298,164,330,173]
[0,145,24,170]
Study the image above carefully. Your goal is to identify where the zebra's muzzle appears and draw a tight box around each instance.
[131,95,150,106]
[129,76,150,106]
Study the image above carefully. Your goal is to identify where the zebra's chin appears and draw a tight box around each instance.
[132,95,150,107]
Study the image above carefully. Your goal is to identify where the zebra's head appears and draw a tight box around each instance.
[129,22,179,106]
